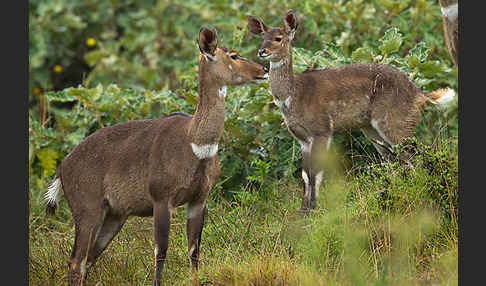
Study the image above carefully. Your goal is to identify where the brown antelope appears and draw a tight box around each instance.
[247,10,456,214]
[439,0,458,67]
[44,27,267,286]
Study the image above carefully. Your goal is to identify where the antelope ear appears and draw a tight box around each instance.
[283,10,298,40]
[198,27,218,61]
[247,15,269,36]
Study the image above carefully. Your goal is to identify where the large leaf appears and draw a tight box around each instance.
[36,148,59,177]
[378,28,403,54]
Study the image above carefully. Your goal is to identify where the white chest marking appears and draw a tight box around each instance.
[219,86,227,98]
[191,143,218,159]
[284,97,291,108]
[441,3,458,21]
[299,137,314,154]
[274,96,291,109]
[270,60,284,69]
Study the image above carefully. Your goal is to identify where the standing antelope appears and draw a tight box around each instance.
[247,10,456,214]
[44,27,267,286]
[439,0,458,67]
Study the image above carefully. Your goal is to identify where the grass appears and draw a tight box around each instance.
[29,136,457,286]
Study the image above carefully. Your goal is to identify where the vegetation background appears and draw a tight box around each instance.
[29,0,458,285]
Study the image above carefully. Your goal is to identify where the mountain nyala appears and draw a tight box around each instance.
[247,10,456,214]
[44,27,268,286]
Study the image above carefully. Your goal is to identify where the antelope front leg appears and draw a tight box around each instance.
[186,202,207,270]
[153,202,171,286]
[300,136,331,214]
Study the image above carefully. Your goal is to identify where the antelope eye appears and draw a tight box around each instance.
[230,54,238,60]
[275,37,282,42]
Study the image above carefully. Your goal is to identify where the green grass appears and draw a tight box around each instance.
[29,136,457,286]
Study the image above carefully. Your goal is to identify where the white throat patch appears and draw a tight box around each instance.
[270,60,284,69]
[219,86,227,98]
[274,96,291,109]
[191,143,218,159]
[441,3,458,21]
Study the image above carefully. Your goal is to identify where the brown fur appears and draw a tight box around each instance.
[248,10,453,214]
[48,27,267,286]
[439,0,458,66]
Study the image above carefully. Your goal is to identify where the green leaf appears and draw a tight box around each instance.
[84,50,106,67]
[47,90,76,102]
[406,42,430,67]
[378,28,403,54]
[323,42,346,61]
[65,128,87,147]
[352,47,374,63]
[418,61,444,77]
[36,148,59,177]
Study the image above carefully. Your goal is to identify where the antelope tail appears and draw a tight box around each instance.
[424,88,456,108]
[44,176,63,216]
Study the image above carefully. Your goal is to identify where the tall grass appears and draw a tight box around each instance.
[29,132,457,285]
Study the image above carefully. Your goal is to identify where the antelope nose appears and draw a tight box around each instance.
[258,48,267,57]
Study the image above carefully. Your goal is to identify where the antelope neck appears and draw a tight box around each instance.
[188,62,226,146]
[269,55,295,102]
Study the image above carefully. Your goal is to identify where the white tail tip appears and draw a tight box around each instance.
[44,177,62,206]
[436,88,456,108]
[437,88,456,106]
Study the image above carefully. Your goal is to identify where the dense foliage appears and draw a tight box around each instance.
[29,0,458,285]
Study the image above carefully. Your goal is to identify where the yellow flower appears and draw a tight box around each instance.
[86,38,96,47]
[33,87,40,96]
[53,65,63,73]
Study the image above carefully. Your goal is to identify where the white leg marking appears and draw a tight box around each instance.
[188,244,196,257]
[371,119,392,145]
[154,245,159,264]
[302,170,311,200]
[44,177,63,205]
[303,180,310,200]
[191,143,218,159]
[188,244,197,265]
[441,3,458,21]
[299,137,314,154]
[79,257,87,278]
[314,171,324,198]
[219,86,227,99]
[326,137,332,151]
[301,170,309,185]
